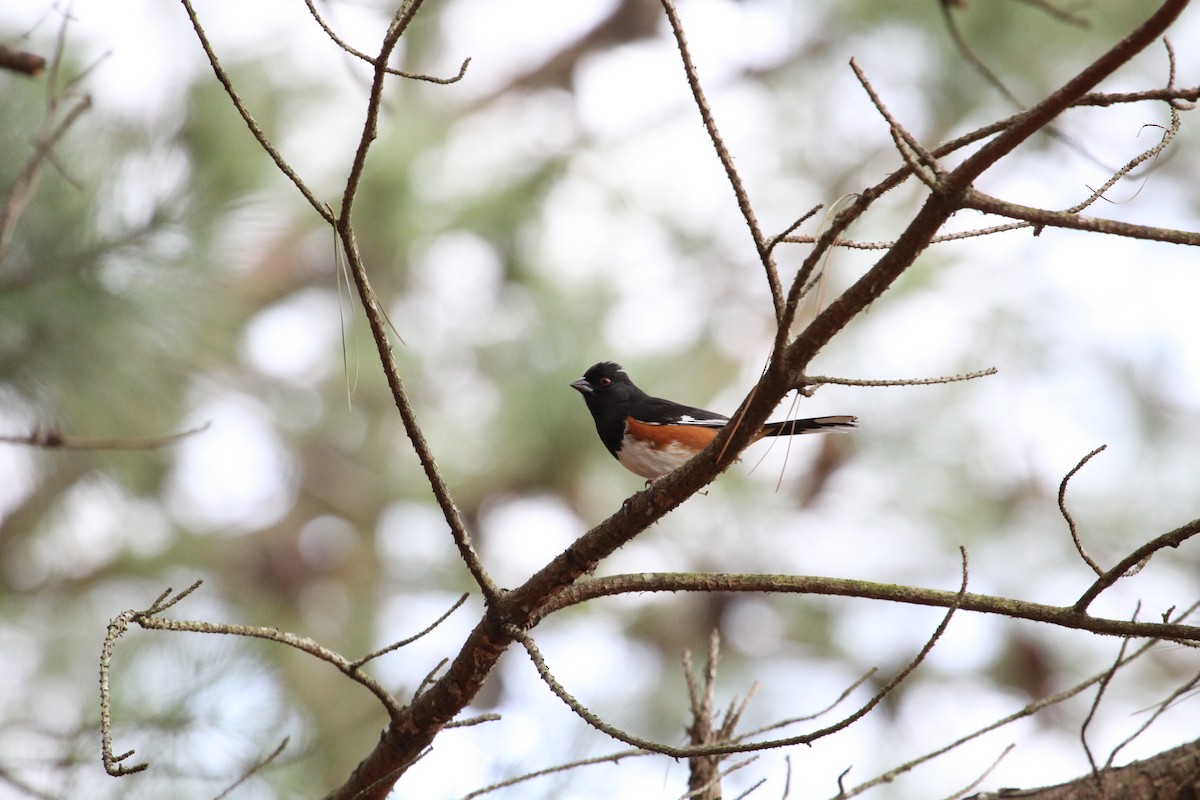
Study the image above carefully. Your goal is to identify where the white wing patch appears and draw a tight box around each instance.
[674,414,725,427]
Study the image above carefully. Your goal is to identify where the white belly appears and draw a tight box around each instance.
[616,436,695,480]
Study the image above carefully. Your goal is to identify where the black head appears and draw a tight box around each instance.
[570,361,641,403]
[570,362,647,455]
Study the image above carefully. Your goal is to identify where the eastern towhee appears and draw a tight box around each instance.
[571,361,856,480]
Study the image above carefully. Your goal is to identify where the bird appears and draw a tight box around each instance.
[570,361,856,481]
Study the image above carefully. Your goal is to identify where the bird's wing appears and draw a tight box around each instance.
[631,396,729,428]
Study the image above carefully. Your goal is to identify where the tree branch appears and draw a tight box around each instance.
[660,0,783,319]
[179,0,334,225]
[533,570,1200,642]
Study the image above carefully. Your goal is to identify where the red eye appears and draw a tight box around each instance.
[599,377,612,387]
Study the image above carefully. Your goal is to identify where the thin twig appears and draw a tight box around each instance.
[800,368,996,394]
[834,601,1200,799]
[1078,607,1138,792]
[351,593,469,669]
[940,743,1016,800]
[445,713,501,729]
[781,0,1190,373]
[212,738,290,800]
[1010,0,1092,27]
[0,421,211,451]
[681,756,760,800]
[764,205,824,259]
[103,582,405,748]
[509,554,966,760]
[851,61,942,182]
[0,92,91,264]
[1074,517,1200,613]
[739,669,877,739]
[140,614,405,719]
[460,748,652,799]
[660,0,782,318]
[771,78,1200,251]
[329,0,500,604]
[1106,667,1200,769]
[940,0,1027,110]
[179,0,334,224]
[1058,445,1107,576]
[302,0,470,84]
[1066,105,1180,213]
[412,657,450,701]
[100,609,147,776]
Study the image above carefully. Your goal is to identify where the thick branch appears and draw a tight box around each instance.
[996,736,1200,799]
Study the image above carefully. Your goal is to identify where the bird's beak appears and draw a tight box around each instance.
[569,377,592,395]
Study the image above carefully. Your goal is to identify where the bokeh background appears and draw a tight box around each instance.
[1,0,1199,797]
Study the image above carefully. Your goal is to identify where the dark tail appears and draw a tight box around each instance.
[760,415,857,437]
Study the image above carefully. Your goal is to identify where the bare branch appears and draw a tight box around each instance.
[764,205,824,258]
[140,616,404,722]
[939,743,1015,800]
[775,61,1198,253]
[777,0,1192,414]
[100,609,147,776]
[212,738,290,800]
[459,749,652,800]
[302,0,470,84]
[800,368,997,394]
[1067,105,1180,214]
[940,0,1027,110]
[0,91,91,265]
[851,59,942,181]
[100,581,405,787]
[684,629,736,799]
[1058,445,1108,576]
[962,187,1200,244]
[351,593,469,669]
[1009,0,1092,28]
[952,3,1189,190]
[780,221,1031,250]
[412,657,449,701]
[535,571,1200,643]
[1106,667,1200,769]
[1076,85,1199,107]
[326,0,500,605]
[834,604,1197,799]
[0,421,211,451]
[660,0,782,318]
[1074,517,1200,613]
[444,713,501,730]
[178,0,334,224]
[511,555,966,760]
[1078,608,1138,792]
[739,669,877,739]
